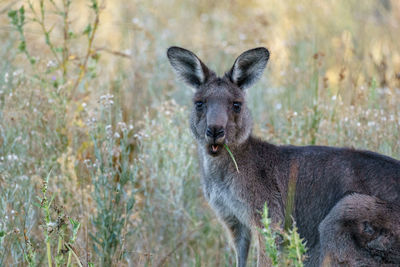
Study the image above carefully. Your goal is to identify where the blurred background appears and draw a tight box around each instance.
[0,0,399,266]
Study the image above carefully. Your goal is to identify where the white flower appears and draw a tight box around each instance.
[46,60,57,68]
[100,94,113,101]
[99,94,114,106]
[86,117,97,127]
[7,154,18,161]
[275,103,282,110]
[117,122,127,131]
[105,125,112,135]
[132,17,140,24]
[114,132,120,139]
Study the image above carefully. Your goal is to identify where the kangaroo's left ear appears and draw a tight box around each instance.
[167,46,213,90]
[226,47,270,89]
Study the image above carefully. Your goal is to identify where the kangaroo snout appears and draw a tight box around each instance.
[205,125,225,155]
[206,125,225,141]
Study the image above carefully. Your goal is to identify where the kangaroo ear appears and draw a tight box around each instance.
[167,46,212,89]
[227,47,270,89]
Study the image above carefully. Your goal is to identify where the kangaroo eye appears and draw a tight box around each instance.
[233,102,242,113]
[195,101,204,110]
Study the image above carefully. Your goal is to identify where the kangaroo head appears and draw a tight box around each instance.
[167,46,269,156]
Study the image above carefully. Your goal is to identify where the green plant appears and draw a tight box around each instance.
[282,223,307,267]
[1,0,400,266]
[88,100,136,266]
[261,203,307,267]
[4,0,135,265]
[39,173,54,267]
[35,172,83,267]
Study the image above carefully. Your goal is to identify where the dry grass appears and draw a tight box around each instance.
[0,0,400,266]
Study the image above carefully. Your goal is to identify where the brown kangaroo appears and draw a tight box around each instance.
[166,46,400,267]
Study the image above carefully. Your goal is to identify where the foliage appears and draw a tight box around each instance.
[0,0,399,266]
[261,204,280,266]
[261,203,307,267]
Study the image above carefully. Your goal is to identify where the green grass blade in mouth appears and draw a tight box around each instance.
[223,144,240,173]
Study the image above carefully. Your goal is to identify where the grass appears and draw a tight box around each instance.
[0,0,400,266]
[223,144,240,173]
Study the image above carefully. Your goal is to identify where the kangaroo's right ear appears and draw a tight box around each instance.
[167,46,212,89]
[227,47,270,90]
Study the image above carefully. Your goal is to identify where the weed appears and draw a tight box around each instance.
[261,203,307,267]
[1,0,399,266]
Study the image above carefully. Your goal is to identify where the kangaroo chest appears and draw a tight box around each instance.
[201,155,250,226]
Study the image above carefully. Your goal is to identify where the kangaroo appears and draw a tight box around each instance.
[166,46,400,267]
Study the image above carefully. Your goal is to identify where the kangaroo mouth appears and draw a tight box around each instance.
[208,144,222,156]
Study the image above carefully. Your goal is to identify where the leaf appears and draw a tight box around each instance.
[90,0,99,12]
[7,10,18,26]
[83,24,92,36]
[223,144,239,173]
[19,6,25,24]
[261,203,279,266]
[18,41,26,52]
[126,196,135,212]
[69,218,81,240]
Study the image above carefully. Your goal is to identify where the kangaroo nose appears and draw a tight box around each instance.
[206,126,225,139]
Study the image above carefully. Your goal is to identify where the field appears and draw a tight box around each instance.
[0,0,400,266]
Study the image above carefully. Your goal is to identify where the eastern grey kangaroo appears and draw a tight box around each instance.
[166,46,400,267]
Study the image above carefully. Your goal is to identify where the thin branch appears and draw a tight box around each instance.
[62,0,70,82]
[65,243,83,267]
[70,6,100,99]
[94,47,132,59]
[27,0,61,65]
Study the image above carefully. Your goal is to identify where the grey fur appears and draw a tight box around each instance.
[319,193,400,266]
